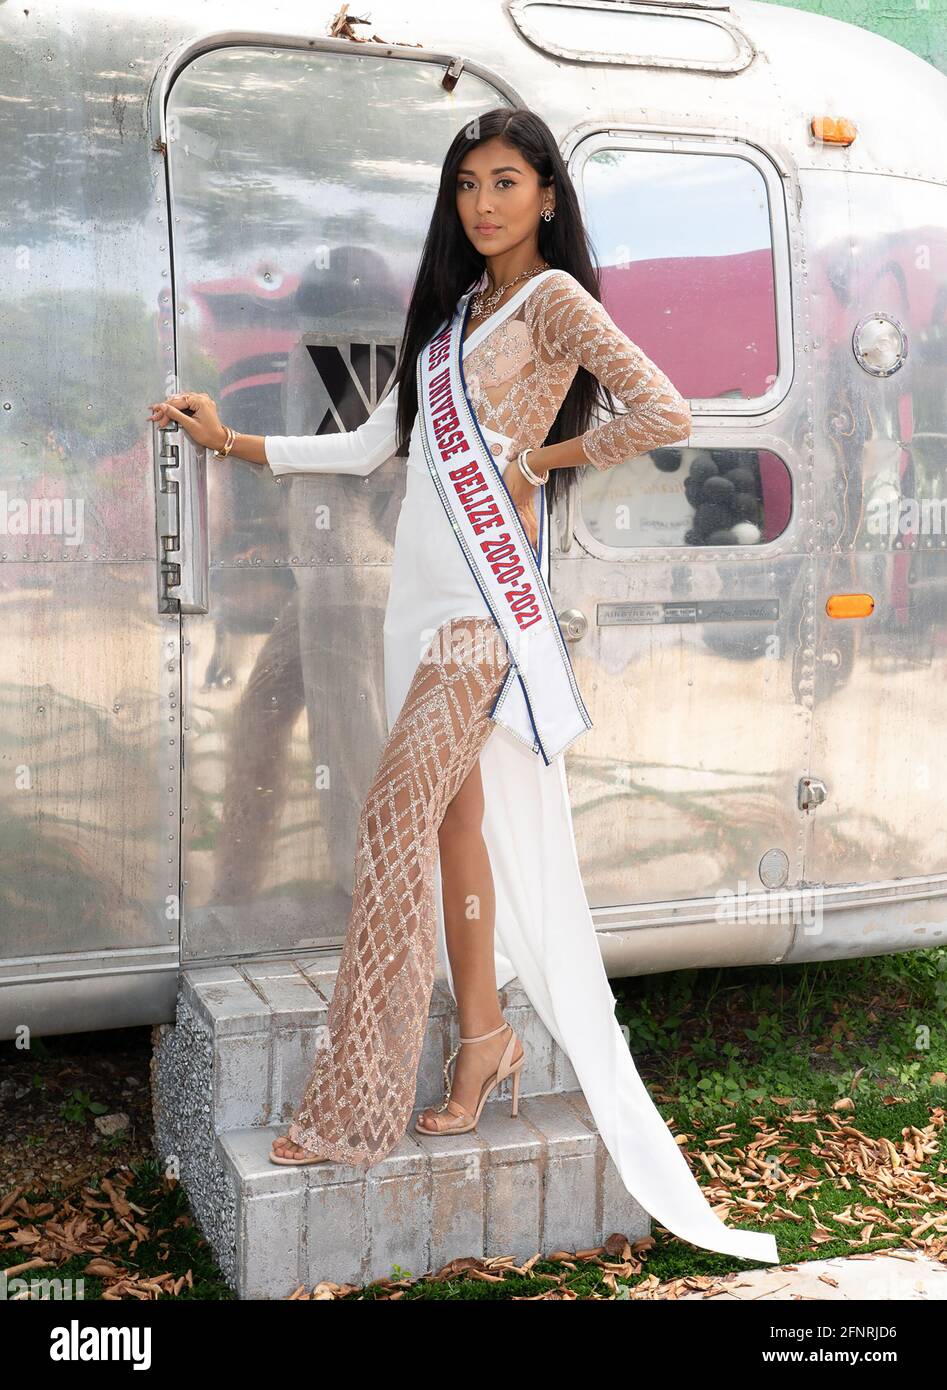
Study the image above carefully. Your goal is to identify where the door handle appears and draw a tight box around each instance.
[153,422,209,614]
[557,608,588,641]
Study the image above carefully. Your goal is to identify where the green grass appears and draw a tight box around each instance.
[613,947,947,1111]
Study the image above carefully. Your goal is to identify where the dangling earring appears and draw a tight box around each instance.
[541,205,555,223]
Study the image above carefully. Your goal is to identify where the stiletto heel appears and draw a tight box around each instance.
[415,1019,526,1136]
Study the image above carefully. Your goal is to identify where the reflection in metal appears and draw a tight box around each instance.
[1,0,947,1037]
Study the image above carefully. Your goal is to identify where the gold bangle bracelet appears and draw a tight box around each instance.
[213,426,236,458]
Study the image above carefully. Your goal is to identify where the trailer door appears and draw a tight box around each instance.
[553,132,807,932]
[162,42,519,964]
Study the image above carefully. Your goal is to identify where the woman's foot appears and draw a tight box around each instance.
[270,1133,328,1162]
[416,1021,524,1133]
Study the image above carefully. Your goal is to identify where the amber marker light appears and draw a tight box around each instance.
[826,593,874,618]
[810,116,857,145]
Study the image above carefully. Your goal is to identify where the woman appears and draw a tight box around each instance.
[149,107,779,1266]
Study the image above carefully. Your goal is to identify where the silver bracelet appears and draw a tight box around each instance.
[517,447,549,486]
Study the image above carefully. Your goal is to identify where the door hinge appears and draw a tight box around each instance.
[441,57,465,91]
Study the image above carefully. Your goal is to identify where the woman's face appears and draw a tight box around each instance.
[455,137,554,258]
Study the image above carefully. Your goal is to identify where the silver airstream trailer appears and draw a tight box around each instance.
[3,0,946,1293]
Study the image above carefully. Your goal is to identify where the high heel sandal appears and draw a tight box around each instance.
[414,1020,525,1136]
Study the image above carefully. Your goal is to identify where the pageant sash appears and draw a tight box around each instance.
[415,285,593,765]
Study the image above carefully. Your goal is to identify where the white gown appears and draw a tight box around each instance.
[265,271,779,1266]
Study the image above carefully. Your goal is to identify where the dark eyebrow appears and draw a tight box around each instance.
[456,166,523,176]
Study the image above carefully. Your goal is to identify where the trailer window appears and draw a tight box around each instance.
[509,0,753,73]
[576,145,781,406]
[580,446,793,549]
[570,138,791,550]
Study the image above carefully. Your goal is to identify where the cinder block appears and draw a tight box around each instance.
[215,1030,272,1130]
[363,1136,432,1283]
[562,1091,650,1246]
[239,1183,306,1300]
[427,1149,487,1272]
[185,969,271,1036]
[245,965,325,1018]
[270,1019,330,1124]
[303,1178,369,1288]
[477,1104,544,1264]
[518,1094,597,1254]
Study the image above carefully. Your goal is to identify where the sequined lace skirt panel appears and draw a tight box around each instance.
[287,615,510,1165]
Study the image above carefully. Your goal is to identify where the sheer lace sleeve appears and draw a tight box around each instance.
[532,271,691,471]
[264,382,400,479]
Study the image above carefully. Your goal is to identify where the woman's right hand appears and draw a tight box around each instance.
[148,391,227,452]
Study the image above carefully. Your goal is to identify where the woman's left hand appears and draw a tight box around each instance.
[502,457,539,551]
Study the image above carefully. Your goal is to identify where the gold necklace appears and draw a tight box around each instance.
[469,261,549,323]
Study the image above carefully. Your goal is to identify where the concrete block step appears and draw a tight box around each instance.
[151,959,649,1297]
[175,956,581,1136]
[220,1091,649,1297]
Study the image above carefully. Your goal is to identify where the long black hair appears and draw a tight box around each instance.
[393,106,614,515]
